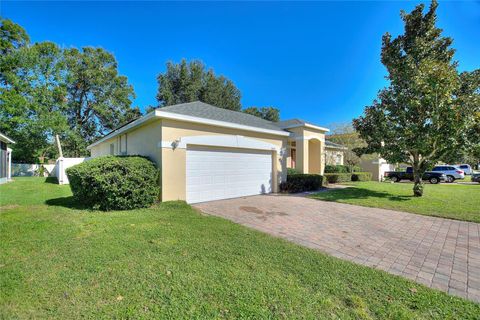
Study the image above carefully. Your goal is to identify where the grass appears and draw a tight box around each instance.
[1,178,479,318]
[311,181,480,223]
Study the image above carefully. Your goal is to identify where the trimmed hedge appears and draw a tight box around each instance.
[325,164,363,173]
[324,173,352,184]
[352,172,372,181]
[287,168,301,175]
[324,165,349,173]
[66,156,160,211]
[324,172,372,183]
[280,174,324,193]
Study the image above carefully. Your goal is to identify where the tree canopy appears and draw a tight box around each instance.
[0,18,140,162]
[243,106,280,122]
[353,0,479,196]
[156,59,281,122]
[157,59,241,111]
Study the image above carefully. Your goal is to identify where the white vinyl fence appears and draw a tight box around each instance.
[55,157,88,185]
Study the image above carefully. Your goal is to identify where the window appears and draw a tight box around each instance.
[336,154,342,165]
[110,144,115,155]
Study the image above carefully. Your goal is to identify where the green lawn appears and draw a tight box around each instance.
[311,181,480,223]
[1,178,479,318]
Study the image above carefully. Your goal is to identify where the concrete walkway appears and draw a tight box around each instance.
[194,195,480,302]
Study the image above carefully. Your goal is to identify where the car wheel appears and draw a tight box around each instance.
[429,177,439,184]
[446,175,455,183]
[391,176,399,183]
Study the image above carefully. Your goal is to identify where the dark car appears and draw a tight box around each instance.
[384,167,446,184]
[472,172,480,183]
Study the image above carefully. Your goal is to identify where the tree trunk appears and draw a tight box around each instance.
[412,164,424,197]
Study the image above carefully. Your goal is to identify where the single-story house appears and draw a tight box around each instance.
[88,101,330,203]
[0,132,15,184]
[324,140,346,165]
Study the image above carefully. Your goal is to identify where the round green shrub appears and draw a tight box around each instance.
[66,156,160,211]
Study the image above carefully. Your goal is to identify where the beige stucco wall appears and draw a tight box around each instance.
[160,119,288,201]
[89,119,162,166]
[286,127,326,174]
[359,155,383,181]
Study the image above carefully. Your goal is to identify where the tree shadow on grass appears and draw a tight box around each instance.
[44,177,59,184]
[45,196,89,210]
[313,187,413,202]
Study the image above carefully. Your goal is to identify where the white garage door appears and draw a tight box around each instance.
[186,146,273,203]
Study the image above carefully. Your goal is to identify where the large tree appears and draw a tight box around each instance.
[62,47,139,156]
[353,0,479,196]
[0,18,140,161]
[156,59,242,111]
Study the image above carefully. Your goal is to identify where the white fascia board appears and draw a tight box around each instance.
[87,111,157,149]
[0,133,15,144]
[155,110,290,137]
[281,123,330,132]
[159,135,281,152]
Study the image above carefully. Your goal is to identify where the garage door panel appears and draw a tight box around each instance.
[186,146,273,203]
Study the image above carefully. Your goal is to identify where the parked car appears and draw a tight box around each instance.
[431,165,465,183]
[384,167,446,184]
[456,164,473,175]
[472,172,480,183]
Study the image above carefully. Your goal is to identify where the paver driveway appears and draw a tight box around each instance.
[194,195,480,302]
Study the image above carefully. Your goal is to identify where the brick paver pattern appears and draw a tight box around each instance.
[194,195,480,302]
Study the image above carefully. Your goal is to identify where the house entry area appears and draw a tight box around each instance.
[186,146,273,203]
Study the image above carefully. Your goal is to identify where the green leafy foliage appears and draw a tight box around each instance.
[0,18,140,162]
[352,0,479,196]
[287,168,300,175]
[325,165,349,173]
[157,59,241,111]
[66,156,159,210]
[324,173,353,184]
[324,165,363,174]
[280,174,324,193]
[351,172,372,182]
[243,106,280,122]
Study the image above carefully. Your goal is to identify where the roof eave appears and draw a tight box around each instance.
[87,109,290,149]
[281,123,330,132]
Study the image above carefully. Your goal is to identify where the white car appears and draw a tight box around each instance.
[431,165,465,183]
[456,164,473,175]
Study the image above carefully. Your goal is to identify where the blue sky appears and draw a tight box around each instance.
[2,1,479,128]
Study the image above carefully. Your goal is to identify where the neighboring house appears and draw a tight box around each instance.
[0,132,15,184]
[359,155,396,182]
[324,140,346,165]
[88,101,329,203]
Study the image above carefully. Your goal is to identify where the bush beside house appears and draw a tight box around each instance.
[280,174,324,193]
[66,156,159,210]
[324,164,362,173]
[324,172,372,183]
